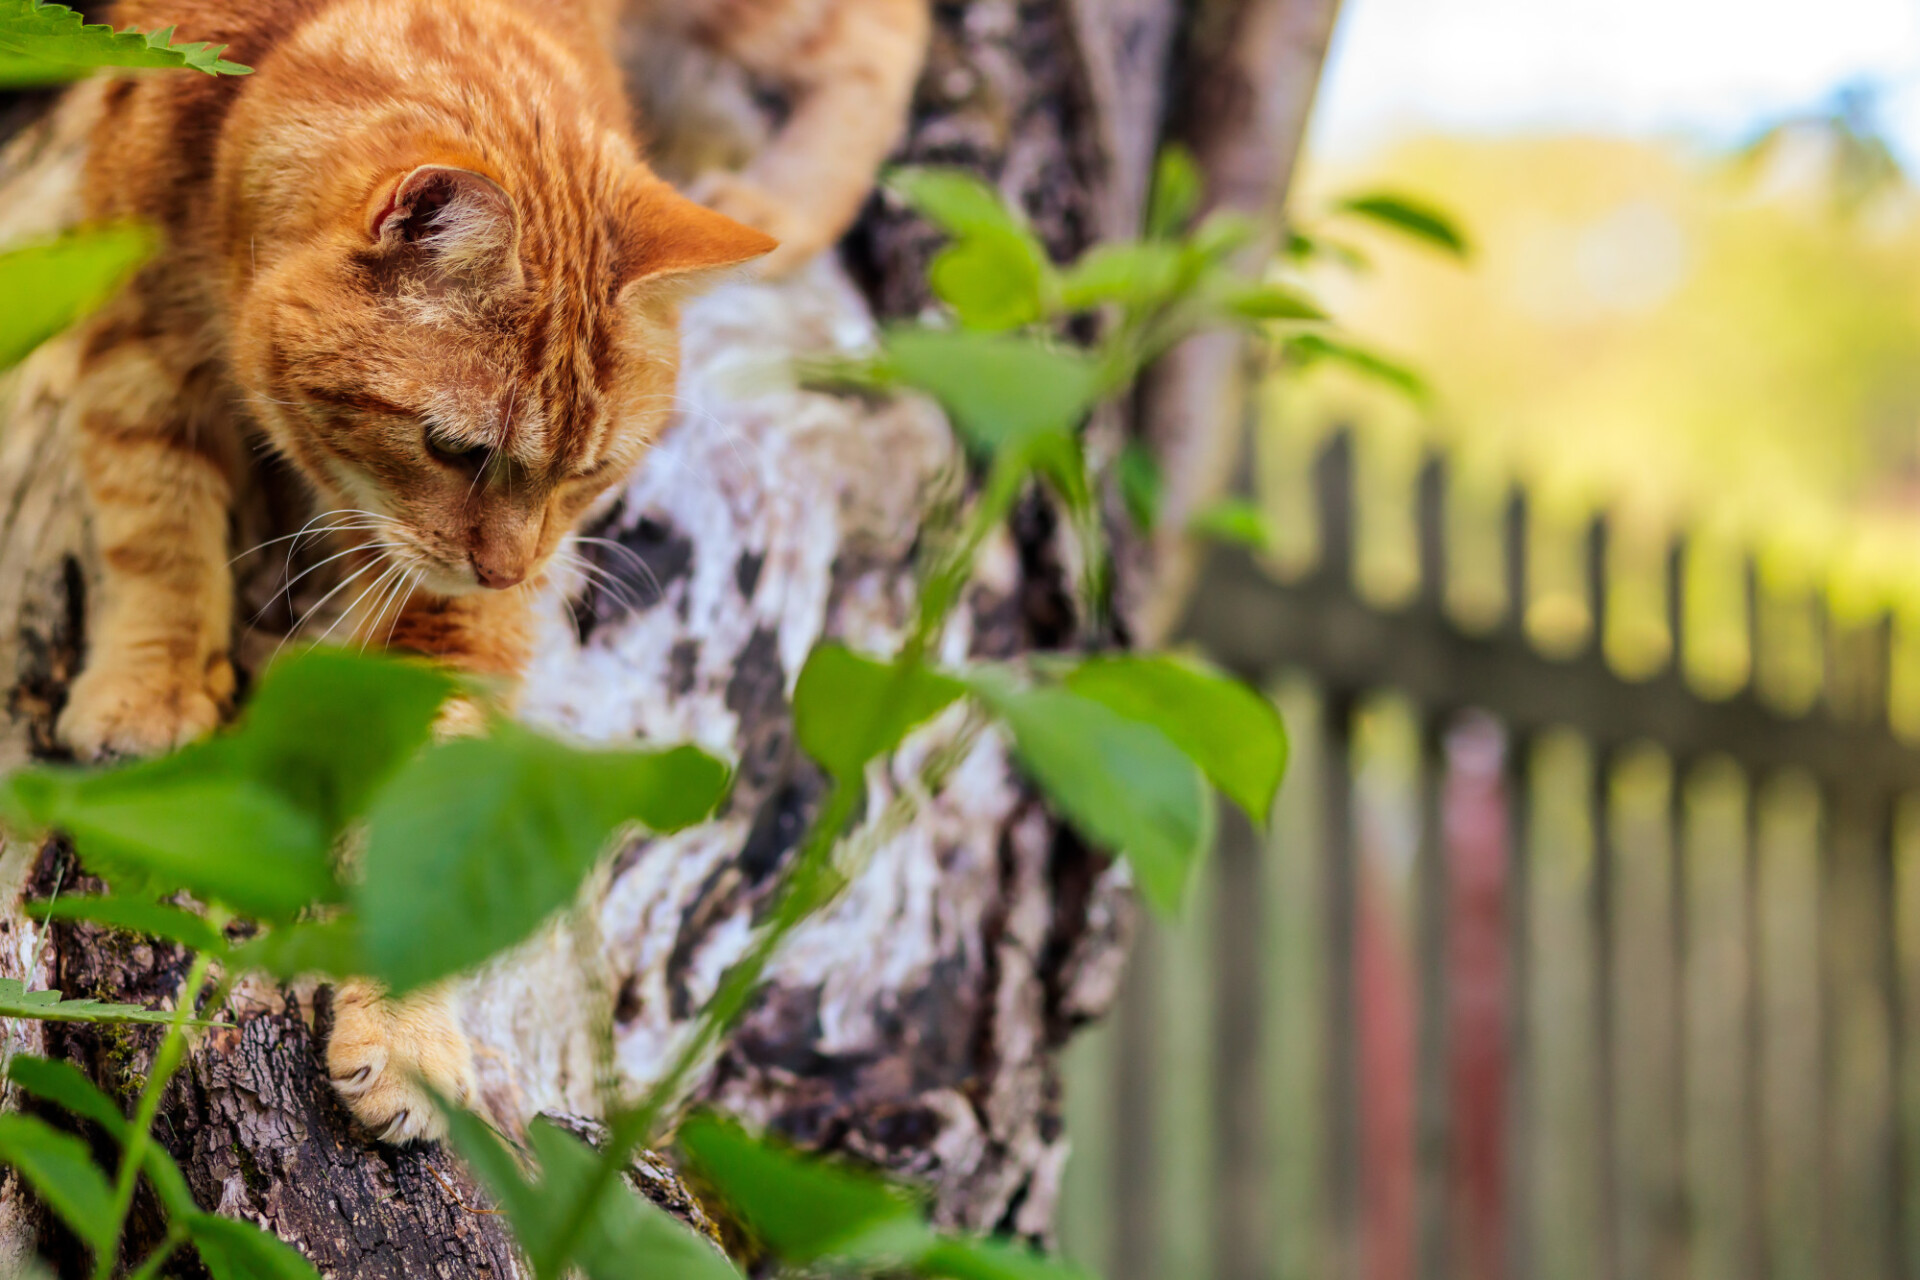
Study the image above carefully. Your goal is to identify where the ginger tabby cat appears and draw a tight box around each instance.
[58,0,925,1142]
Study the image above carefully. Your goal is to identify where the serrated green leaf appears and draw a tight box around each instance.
[0,1,251,83]
[186,1213,323,1280]
[357,727,729,992]
[5,1056,196,1218]
[1147,145,1202,239]
[882,328,1106,461]
[679,1114,921,1264]
[33,894,226,955]
[0,1113,117,1256]
[1188,497,1273,551]
[0,976,216,1026]
[1064,654,1287,822]
[0,225,153,370]
[794,644,965,785]
[969,676,1210,914]
[1333,191,1470,259]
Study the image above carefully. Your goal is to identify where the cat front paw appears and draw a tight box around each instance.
[326,979,477,1145]
[56,652,234,761]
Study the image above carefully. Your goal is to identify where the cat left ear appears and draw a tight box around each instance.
[368,165,523,288]
[613,178,778,294]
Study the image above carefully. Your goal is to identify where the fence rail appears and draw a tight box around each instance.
[1059,430,1920,1280]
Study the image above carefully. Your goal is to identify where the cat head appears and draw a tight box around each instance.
[234,161,774,595]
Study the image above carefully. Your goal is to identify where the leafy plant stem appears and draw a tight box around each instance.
[911,452,1026,657]
[535,776,861,1278]
[94,946,214,1280]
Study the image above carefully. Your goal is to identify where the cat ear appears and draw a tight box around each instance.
[612,177,778,294]
[368,165,523,287]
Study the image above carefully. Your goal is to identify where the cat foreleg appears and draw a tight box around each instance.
[58,312,239,760]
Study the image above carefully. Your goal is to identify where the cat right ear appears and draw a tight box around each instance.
[611,176,778,296]
[367,165,524,288]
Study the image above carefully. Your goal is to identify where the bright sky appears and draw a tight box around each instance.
[1309,0,1920,165]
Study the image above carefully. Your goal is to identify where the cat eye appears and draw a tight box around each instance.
[425,429,487,466]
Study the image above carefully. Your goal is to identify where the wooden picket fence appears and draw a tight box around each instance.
[1058,430,1920,1280]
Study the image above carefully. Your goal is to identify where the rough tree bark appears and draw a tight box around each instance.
[0,0,1335,1273]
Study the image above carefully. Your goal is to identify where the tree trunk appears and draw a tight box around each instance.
[0,0,1334,1271]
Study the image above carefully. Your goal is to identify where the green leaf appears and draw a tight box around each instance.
[1283,229,1371,272]
[436,1102,539,1224]
[1057,242,1185,312]
[357,727,729,992]
[1147,145,1202,238]
[6,1056,122,1132]
[4,767,334,919]
[1116,441,1163,532]
[1,650,454,920]
[6,1056,196,1218]
[919,1237,1095,1280]
[969,677,1210,914]
[0,1113,118,1256]
[440,1107,738,1280]
[1333,192,1470,259]
[0,976,216,1026]
[230,649,458,836]
[1064,654,1288,822]
[0,2,251,83]
[679,1114,921,1264]
[929,234,1047,332]
[0,226,153,370]
[1220,282,1328,322]
[526,1120,742,1280]
[1284,332,1430,403]
[890,168,1053,332]
[1188,497,1273,551]
[186,1213,323,1280]
[1186,211,1256,263]
[882,328,1106,461]
[33,894,227,955]
[793,644,965,784]
[888,168,1028,240]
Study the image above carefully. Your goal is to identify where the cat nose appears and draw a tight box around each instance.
[469,550,525,590]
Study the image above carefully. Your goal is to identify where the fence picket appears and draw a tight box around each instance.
[1060,428,1920,1279]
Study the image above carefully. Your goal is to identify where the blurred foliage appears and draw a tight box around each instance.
[1273,130,1920,703]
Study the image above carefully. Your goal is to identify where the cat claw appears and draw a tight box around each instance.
[326,979,477,1145]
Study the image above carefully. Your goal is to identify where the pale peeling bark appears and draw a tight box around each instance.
[0,1,1159,1270]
